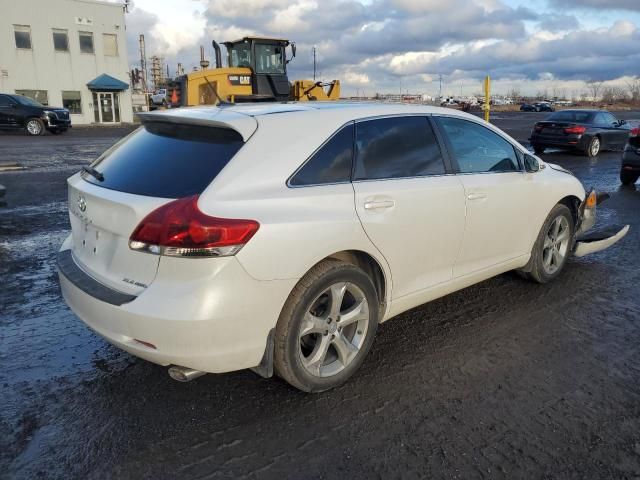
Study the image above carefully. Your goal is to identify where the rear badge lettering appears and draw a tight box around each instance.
[122,278,148,288]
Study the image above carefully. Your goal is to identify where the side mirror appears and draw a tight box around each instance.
[524,154,541,173]
[618,119,627,127]
[286,43,296,64]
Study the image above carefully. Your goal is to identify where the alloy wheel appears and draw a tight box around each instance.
[589,137,600,156]
[542,215,571,275]
[26,120,42,135]
[298,282,370,378]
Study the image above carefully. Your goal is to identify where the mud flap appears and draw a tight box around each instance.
[250,329,274,379]
[574,225,629,257]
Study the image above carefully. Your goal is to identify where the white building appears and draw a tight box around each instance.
[0,0,133,125]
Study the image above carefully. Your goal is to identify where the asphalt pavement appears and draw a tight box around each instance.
[1,112,639,479]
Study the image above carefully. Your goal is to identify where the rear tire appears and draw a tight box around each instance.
[523,204,574,284]
[584,136,601,157]
[274,260,379,392]
[25,118,44,136]
[620,169,639,186]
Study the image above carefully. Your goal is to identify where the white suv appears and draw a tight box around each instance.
[58,103,628,392]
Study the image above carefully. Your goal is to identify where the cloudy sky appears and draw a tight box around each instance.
[119,0,640,97]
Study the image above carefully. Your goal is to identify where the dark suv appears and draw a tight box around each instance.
[621,126,640,185]
[0,94,71,135]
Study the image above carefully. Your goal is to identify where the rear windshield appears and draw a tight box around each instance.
[547,111,594,123]
[84,123,244,198]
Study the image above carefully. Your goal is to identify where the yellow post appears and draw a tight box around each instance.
[483,75,491,122]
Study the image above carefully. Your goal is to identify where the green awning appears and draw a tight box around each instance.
[87,73,129,91]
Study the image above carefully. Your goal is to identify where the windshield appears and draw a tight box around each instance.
[15,95,44,107]
[547,111,595,123]
[255,44,285,74]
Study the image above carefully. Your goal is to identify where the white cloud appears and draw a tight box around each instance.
[119,0,640,95]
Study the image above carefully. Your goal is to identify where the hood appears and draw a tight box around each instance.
[547,162,575,176]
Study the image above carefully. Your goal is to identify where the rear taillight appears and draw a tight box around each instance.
[129,195,259,257]
[564,125,586,134]
[630,127,640,137]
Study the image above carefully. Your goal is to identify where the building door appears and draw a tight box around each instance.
[92,92,121,123]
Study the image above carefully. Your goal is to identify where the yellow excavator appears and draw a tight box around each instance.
[166,37,340,107]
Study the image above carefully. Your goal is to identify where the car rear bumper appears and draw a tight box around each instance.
[530,133,588,150]
[57,245,296,374]
[622,145,640,169]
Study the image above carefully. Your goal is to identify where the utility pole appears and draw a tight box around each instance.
[439,74,443,100]
[312,46,317,81]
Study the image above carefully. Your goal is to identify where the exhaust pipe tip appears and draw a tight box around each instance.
[168,365,206,382]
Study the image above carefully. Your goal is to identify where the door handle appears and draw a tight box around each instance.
[364,200,395,210]
[467,193,488,201]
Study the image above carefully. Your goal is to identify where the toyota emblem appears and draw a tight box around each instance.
[77,195,87,212]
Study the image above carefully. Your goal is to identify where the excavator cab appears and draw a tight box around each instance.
[223,37,294,102]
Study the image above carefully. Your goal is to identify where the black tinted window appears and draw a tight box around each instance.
[438,117,519,173]
[85,123,243,198]
[596,112,617,126]
[354,116,445,180]
[548,111,594,123]
[290,124,353,186]
[0,96,15,107]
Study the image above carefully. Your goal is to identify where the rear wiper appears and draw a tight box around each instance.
[82,165,104,182]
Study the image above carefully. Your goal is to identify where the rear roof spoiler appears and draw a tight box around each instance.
[136,108,258,142]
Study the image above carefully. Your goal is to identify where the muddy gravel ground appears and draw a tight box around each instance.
[1,112,640,479]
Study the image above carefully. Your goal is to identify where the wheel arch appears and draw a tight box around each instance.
[557,194,582,226]
[323,250,389,322]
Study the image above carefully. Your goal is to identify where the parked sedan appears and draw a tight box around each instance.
[0,94,71,135]
[521,102,554,112]
[57,103,628,392]
[530,109,630,156]
[621,125,640,185]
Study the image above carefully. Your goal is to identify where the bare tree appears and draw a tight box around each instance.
[587,81,603,103]
[508,87,521,102]
[536,88,549,101]
[626,78,640,104]
[601,86,627,104]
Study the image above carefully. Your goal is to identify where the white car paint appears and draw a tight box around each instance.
[59,102,595,377]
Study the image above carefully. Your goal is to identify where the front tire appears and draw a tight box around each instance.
[25,118,44,136]
[274,260,379,392]
[620,169,639,186]
[523,204,575,284]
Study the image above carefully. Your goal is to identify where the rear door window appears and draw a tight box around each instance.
[436,117,520,173]
[289,123,354,186]
[84,123,244,198]
[354,116,445,180]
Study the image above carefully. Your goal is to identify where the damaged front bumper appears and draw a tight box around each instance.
[573,189,629,257]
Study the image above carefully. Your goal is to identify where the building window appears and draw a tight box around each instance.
[14,25,32,49]
[79,31,94,54]
[103,33,118,56]
[15,90,49,106]
[53,29,69,52]
[62,91,82,114]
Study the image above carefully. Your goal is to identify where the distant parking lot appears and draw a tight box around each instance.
[1,111,639,479]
